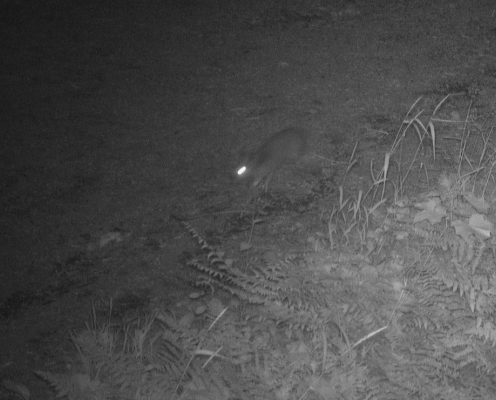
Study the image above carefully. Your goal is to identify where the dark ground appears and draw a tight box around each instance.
[1,0,496,398]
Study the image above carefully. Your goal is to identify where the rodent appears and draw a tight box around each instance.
[236,127,309,190]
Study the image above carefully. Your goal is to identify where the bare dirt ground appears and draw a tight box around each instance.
[1,0,496,398]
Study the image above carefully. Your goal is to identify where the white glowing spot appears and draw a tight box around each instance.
[237,166,247,176]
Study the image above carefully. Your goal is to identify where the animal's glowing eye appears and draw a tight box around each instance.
[237,166,247,176]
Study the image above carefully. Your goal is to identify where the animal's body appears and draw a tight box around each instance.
[237,127,309,189]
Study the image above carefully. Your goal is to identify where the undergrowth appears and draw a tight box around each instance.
[35,101,496,399]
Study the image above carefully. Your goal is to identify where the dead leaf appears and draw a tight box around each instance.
[468,214,493,239]
[414,199,446,223]
[452,220,472,242]
[239,242,252,251]
[464,194,490,214]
